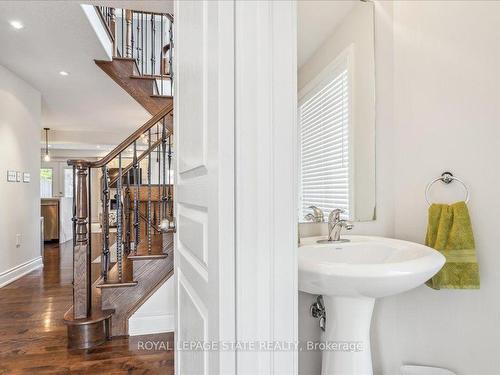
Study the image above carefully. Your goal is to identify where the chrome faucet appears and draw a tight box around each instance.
[303,206,324,223]
[318,208,353,243]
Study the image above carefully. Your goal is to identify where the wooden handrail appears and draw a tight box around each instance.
[68,104,172,169]
[129,10,173,19]
[94,6,116,42]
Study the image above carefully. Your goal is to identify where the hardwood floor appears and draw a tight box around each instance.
[0,239,174,374]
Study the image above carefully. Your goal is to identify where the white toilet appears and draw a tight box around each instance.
[400,365,457,375]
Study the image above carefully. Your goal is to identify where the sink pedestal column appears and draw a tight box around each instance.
[321,296,375,375]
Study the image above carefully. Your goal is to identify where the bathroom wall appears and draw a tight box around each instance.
[372,1,500,374]
[0,64,42,286]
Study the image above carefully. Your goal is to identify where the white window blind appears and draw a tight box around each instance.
[299,56,351,220]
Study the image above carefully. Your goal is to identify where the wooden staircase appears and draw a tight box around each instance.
[63,6,175,350]
[95,57,173,118]
[99,231,174,337]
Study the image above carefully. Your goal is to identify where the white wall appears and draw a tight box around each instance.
[0,64,42,286]
[373,2,500,374]
[129,277,175,335]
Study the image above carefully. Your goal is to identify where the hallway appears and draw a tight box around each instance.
[0,240,174,374]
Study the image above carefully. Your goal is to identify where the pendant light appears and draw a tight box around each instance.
[43,128,51,162]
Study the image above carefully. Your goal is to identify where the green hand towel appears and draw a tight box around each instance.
[425,201,480,290]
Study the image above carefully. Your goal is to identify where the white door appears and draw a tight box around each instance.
[174,1,235,375]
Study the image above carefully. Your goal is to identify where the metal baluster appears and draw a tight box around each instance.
[168,16,173,95]
[145,12,148,75]
[151,14,156,77]
[147,129,152,254]
[87,167,92,296]
[116,154,123,282]
[133,141,140,254]
[129,10,134,59]
[167,134,173,219]
[72,165,76,247]
[136,12,141,70]
[160,14,164,96]
[141,13,145,75]
[101,165,110,281]
[158,124,162,224]
[161,119,167,221]
[125,170,131,255]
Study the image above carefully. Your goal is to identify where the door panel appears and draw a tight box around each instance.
[174,1,235,374]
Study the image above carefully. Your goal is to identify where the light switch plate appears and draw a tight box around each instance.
[7,170,17,182]
[23,172,30,183]
[16,171,22,182]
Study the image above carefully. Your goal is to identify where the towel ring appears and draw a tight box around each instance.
[425,172,470,205]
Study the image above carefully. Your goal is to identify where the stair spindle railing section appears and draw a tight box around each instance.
[68,105,174,320]
[95,7,174,96]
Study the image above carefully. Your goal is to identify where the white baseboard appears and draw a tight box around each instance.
[128,314,175,336]
[0,256,43,288]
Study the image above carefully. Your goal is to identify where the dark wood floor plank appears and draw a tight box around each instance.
[0,239,174,374]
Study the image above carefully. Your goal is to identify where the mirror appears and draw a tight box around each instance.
[297,0,376,223]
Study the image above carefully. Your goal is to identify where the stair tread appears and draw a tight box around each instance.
[112,57,136,62]
[96,280,138,288]
[130,74,171,81]
[150,94,173,98]
[129,75,156,81]
[128,253,168,260]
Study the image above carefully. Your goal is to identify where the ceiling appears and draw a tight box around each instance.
[0,1,150,139]
[298,0,358,68]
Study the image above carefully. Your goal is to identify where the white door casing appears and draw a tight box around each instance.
[235,1,298,375]
[174,1,235,375]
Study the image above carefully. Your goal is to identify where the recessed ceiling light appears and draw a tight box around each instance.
[59,71,69,76]
[96,145,101,149]
[10,20,23,30]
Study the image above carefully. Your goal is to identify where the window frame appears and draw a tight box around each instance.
[298,45,355,221]
[40,167,54,199]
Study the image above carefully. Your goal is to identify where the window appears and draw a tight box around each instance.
[299,49,352,220]
[40,168,53,198]
[64,168,74,198]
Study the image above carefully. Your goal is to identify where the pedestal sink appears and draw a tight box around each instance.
[299,236,445,375]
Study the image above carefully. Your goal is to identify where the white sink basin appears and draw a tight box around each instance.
[299,235,445,375]
[299,235,445,298]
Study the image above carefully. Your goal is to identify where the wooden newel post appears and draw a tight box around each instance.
[73,162,91,319]
[110,8,117,57]
[125,9,133,58]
